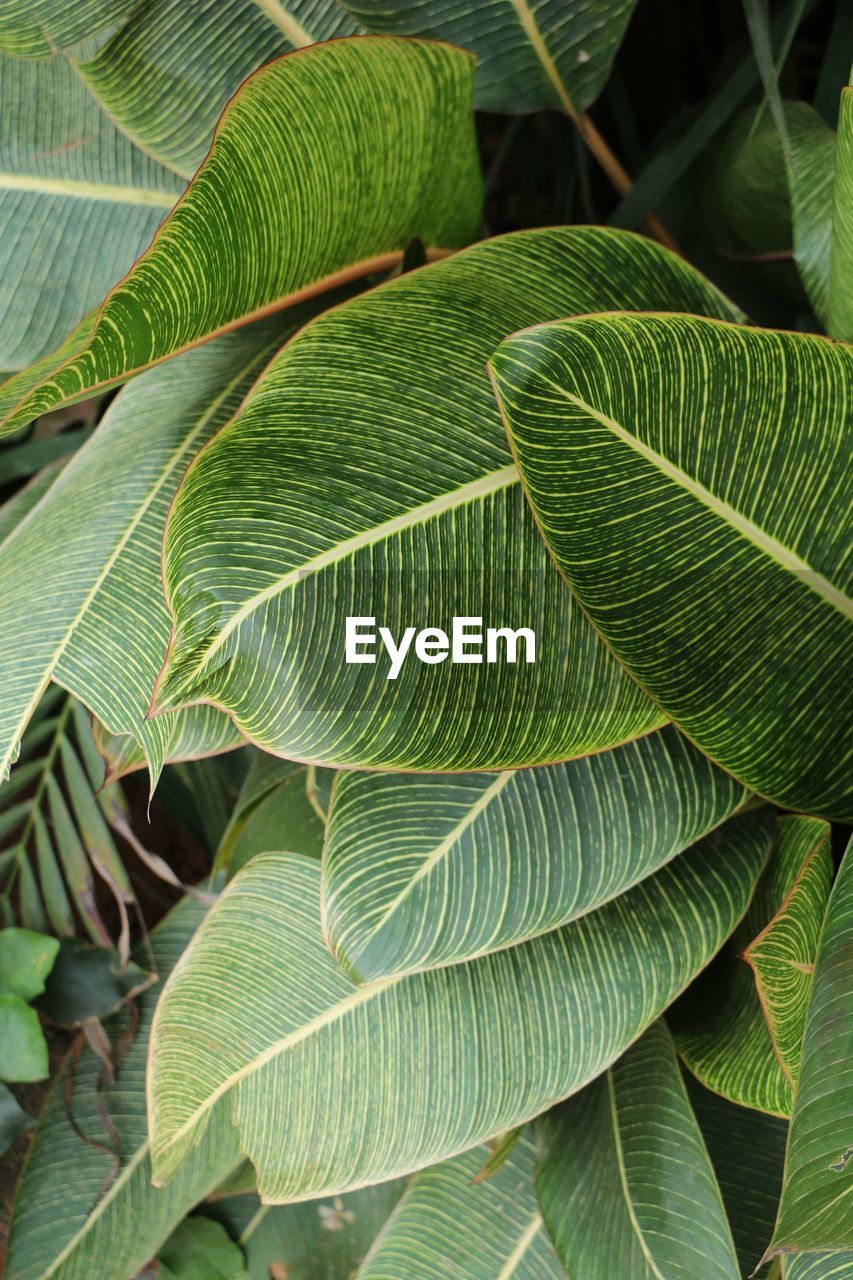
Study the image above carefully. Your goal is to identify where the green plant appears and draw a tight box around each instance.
[0,3,850,1278]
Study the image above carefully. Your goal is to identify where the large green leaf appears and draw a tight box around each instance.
[210,1181,407,1280]
[78,0,360,176]
[4,897,244,1280]
[535,1021,739,1278]
[490,314,852,820]
[150,228,741,771]
[784,1255,853,1278]
[743,816,833,1087]
[764,841,853,1259]
[0,319,293,789]
[357,1134,564,1278]
[148,811,771,1200]
[0,49,182,370]
[670,815,827,1118]
[830,80,853,343]
[0,37,481,437]
[322,725,747,980]
[340,0,637,115]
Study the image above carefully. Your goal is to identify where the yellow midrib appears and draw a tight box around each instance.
[0,172,178,206]
[497,1213,545,1278]
[507,0,577,119]
[253,0,313,46]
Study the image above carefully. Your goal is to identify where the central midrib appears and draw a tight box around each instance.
[0,172,178,206]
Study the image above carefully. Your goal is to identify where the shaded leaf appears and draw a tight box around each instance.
[491,313,852,820]
[829,80,853,343]
[93,706,244,784]
[215,757,327,877]
[0,1080,33,1156]
[158,1217,250,1280]
[35,939,153,1027]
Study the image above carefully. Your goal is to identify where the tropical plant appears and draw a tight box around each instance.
[0,2,850,1278]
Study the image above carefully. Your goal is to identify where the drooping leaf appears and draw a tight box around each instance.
[0,320,296,789]
[535,1021,739,1278]
[0,925,59,1000]
[491,314,852,821]
[78,0,360,175]
[829,79,853,343]
[670,816,825,1118]
[0,1080,33,1156]
[151,228,742,771]
[764,840,853,1259]
[0,0,140,58]
[0,37,481,437]
[743,816,833,1087]
[322,725,748,980]
[93,706,244,784]
[4,896,245,1280]
[209,1181,406,1280]
[0,49,183,370]
[0,992,49,1081]
[157,1217,250,1280]
[215,756,327,877]
[340,0,638,116]
[149,811,771,1200]
[358,1133,563,1278]
[686,1075,788,1278]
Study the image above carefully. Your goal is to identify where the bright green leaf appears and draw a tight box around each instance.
[490,313,852,820]
[322,725,748,980]
[158,1217,250,1280]
[0,926,59,1000]
[148,811,771,1200]
[0,37,481,437]
[535,1021,739,1278]
[152,228,741,771]
[0,992,48,1082]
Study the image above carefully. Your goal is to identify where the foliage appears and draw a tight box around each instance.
[0,3,849,1278]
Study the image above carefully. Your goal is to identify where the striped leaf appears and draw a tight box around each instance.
[0,318,295,790]
[322,725,748,980]
[764,840,853,1259]
[150,228,742,771]
[829,78,853,343]
[357,1134,564,1278]
[78,0,360,176]
[670,817,823,1118]
[786,103,837,325]
[148,812,772,1200]
[0,37,481,437]
[0,0,140,58]
[214,755,328,877]
[0,49,182,370]
[93,706,244,784]
[535,1021,739,1278]
[490,314,853,820]
[784,1254,853,1278]
[0,460,67,546]
[744,816,833,1087]
[340,0,638,115]
[4,897,244,1280]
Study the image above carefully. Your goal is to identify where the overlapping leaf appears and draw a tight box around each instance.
[151,228,742,771]
[535,1021,739,1278]
[323,725,747,980]
[78,0,361,176]
[765,841,853,1259]
[0,49,183,370]
[4,897,244,1280]
[0,0,140,58]
[491,314,852,820]
[358,1133,563,1278]
[0,37,481,437]
[215,755,328,877]
[0,319,295,790]
[830,79,853,343]
[94,706,244,784]
[744,816,833,1087]
[340,0,638,115]
[148,812,771,1200]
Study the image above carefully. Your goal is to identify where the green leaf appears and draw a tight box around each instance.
[744,816,833,1087]
[829,81,853,343]
[786,103,836,324]
[0,426,90,486]
[0,992,49,1082]
[93,706,244,784]
[0,1080,33,1157]
[0,37,481,437]
[0,320,294,788]
[340,0,637,115]
[35,939,153,1026]
[4,896,245,1280]
[0,0,140,58]
[148,811,771,1200]
[215,756,327,878]
[0,49,183,370]
[670,816,822,1118]
[151,228,742,771]
[358,1133,564,1278]
[764,840,853,1259]
[0,926,59,1000]
[209,1181,406,1280]
[0,461,67,546]
[158,1217,250,1280]
[784,1253,853,1278]
[490,313,852,821]
[535,1021,739,1278]
[686,1075,788,1278]
[322,725,748,980]
[78,0,360,175]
